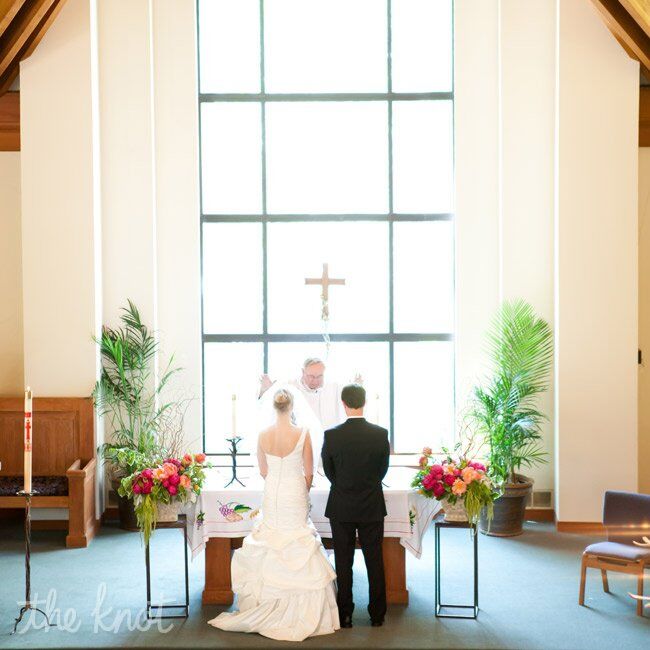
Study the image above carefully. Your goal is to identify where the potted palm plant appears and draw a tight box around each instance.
[470,299,553,537]
[93,300,182,530]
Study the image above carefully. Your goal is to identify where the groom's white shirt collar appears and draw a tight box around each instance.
[346,415,365,419]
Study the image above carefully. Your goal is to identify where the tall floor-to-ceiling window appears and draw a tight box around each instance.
[198,0,454,456]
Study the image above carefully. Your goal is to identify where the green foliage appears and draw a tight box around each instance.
[470,299,553,485]
[93,300,182,476]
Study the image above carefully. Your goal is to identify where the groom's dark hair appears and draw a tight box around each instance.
[341,383,366,409]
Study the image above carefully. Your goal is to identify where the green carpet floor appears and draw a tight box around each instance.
[0,519,648,649]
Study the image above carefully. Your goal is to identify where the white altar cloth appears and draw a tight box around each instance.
[186,466,440,560]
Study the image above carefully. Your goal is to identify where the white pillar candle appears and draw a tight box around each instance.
[231,394,237,437]
[375,393,381,425]
[24,387,33,494]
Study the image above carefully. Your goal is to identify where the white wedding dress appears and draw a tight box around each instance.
[208,428,340,642]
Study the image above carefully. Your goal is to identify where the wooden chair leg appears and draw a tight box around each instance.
[637,570,644,617]
[601,569,609,593]
[579,556,587,606]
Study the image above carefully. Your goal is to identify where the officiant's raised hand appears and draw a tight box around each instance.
[259,374,275,398]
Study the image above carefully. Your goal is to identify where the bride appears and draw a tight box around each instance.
[208,387,340,642]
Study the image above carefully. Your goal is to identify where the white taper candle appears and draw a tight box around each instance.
[231,394,237,436]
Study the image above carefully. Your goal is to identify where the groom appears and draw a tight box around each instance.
[321,384,390,628]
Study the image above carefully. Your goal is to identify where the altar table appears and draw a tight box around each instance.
[186,466,440,606]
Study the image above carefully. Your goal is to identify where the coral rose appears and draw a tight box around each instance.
[422,447,433,456]
[162,462,178,478]
[451,479,467,496]
[179,474,191,489]
[195,453,207,464]
[462,467,480,484]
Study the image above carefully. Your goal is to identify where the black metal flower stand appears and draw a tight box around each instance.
[224,435,245,488]
[434,515,479,619]
[12,490,56,634]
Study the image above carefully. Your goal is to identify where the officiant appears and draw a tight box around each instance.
[259,357,345,431]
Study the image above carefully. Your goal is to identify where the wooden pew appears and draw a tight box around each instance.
[0,397,97,547]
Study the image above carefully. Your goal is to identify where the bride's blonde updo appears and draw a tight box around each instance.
[273,388,293,413]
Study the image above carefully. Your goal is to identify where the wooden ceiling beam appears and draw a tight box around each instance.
[640,86,650,145]
[591,0,650,77]
[0,0,57,79]
[0,89,19,150]
[619,0,650,39]
[0,1,28,37]
[0,0,66,96]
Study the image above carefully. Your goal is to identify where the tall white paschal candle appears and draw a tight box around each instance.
[24,387,33,493]
[231,394,237,437]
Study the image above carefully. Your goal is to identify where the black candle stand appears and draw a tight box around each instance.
[224,436,245,488]
[12,490,56,634]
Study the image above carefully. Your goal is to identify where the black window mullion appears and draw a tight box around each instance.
[260,0,269,373]
[201,213,454,223]
[199,91,452,102]
[387,0,395,450]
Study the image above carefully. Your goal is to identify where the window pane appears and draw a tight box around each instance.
[203,223,263,333]
[267,222,389,333]
[265,102,388,213]
[204,342,264,454]
[392,100,453,213]
[264,0,387,92]
[198,0,261,93]
[394,221,453,333]
[393,341,454,452]
[392,0,453,92]
[268,342,390,429]
[201,103,262,214]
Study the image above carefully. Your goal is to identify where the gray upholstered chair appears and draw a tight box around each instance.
[579,491,650,616]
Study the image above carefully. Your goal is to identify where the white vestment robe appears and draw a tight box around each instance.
[288,378,344,432]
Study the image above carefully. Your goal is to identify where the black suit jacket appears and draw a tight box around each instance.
[321,417,390,523]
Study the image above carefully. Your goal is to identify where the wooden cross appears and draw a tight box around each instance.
[305,263,345,322]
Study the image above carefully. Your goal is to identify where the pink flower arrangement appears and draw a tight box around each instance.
[411,446,496,525]
[118,452,211,544]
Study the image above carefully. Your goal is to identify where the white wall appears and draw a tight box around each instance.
[455,0,556,491]
[20,0,102,397]
[98,0,157,331]
[151,0,202,451]
[97,0,201,454]
[639,148,650,495]
[19,0,103,518]
[554,0,639,521]
[0,152,24,395]
[456,0,639,516]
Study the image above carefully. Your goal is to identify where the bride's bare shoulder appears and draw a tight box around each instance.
[258,425,276,440]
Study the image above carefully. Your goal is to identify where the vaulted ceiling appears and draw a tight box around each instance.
[2,1,650,152]
[589,1,650,144]
[0,0,67,96]
[591,0,650,76]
